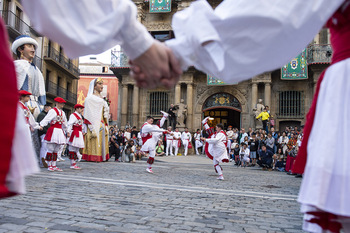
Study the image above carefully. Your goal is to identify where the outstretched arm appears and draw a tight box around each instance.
[165,0,343,83]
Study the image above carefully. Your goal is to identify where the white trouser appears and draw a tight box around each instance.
[166,140,173,155]
[46,143,62,153]
[172,140,179,156]
[68,145,79,152]
[57,144,65,159]
[195,140,203,155]
[40,134,47,163]
[213,159,223,176]
[227,139,232,154]
[182,140,189,156]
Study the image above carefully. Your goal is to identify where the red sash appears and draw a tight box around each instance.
[44,108,63,141]
[141,122,152,145]
[19,102,30,124]
[69,113,82,142]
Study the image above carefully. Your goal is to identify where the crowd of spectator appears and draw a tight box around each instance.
[107,120,303,178]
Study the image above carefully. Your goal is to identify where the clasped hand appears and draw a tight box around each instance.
[129,41,182,89]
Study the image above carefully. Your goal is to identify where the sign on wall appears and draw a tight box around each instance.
[281,49,308,80]
[150,0,171,13]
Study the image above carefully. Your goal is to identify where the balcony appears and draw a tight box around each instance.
[111,51,129,68]
[33,55,42,71]
[47,81,76,104]
[307,44,332,64]
[0,10,39,38]
[44,46,79,78]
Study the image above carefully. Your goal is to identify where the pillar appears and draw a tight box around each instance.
[264,82,271,107]
[174,84,181,105]
[251,82,258,110]
[121,84,128,127]
[132,85,139,128]
[186,83,193,131]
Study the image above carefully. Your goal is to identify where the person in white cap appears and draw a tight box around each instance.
[12,35,46,119]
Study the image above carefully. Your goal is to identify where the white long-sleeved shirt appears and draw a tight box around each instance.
[22,0,154,60]
[172,132,181,140]
[166,0,344,83]
[194,132,201,141]
[19,101,40,130]
[181,132,192,142]
[39,107,67,131]
[67,112,83,134]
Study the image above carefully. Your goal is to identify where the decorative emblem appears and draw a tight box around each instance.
[77,119,83,125]
[158,0,163,3]
[290,59,298,70]
[56,116,62,122]
[23,109,29,117]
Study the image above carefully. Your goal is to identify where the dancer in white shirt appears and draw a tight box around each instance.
[67,104,85,170]
[193,129,203,155]
[140,111,169,173]
[181,128,192,156]
[164,126,174,156]
[201,117,229,180]
[172,128,181,156]
[39,97,68,172]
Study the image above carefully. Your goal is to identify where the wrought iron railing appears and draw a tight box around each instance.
[0,10,38,36]
[307,44,332,64]
[33,55,42,71]
[111,50,129,68]
[44,46,79,76]
[58,86,67,100]
[277,91,305,118]
[47,81,57,96]
[67,91,77,103]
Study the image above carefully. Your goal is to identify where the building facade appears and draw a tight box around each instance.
[110,0,331,132]
[1,0,79,116]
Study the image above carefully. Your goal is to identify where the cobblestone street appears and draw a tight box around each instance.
[0,155,304,233]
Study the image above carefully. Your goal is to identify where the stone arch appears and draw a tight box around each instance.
[195,86,247,114]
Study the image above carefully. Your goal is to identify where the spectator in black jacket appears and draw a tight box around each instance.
[248,133,259,166]
[257,144,274,170]
[37,104,51,167]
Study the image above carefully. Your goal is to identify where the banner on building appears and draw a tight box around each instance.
[281,49,308,80]
[150,0,171,13]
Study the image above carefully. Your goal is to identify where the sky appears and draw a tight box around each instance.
[79,45,121,64]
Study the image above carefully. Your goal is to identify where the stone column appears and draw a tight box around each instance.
[132,85,139,128]
[186,83,193,131]
[264,82,271,107]
[117,80,122,127]
[121,84,128,127]
[251,82,258,110]
[174,84,181,105]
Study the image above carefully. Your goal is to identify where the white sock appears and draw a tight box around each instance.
[215,165,223,176]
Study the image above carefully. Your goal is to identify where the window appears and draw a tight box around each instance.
[149,92,169,116]
[45,69,51,91]
[278,91,304,118]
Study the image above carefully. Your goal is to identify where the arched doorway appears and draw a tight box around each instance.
[202,93,242,129]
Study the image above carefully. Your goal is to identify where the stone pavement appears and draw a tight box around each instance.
[0,155,305,233]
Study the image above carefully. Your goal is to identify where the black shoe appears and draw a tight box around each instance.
[295,174,302,178]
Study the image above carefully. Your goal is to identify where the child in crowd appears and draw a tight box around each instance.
[125,140,135,162]
[239,143,250,167]
[134,145,143,160]
[233,143,240,166]
[273,148,285,171]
